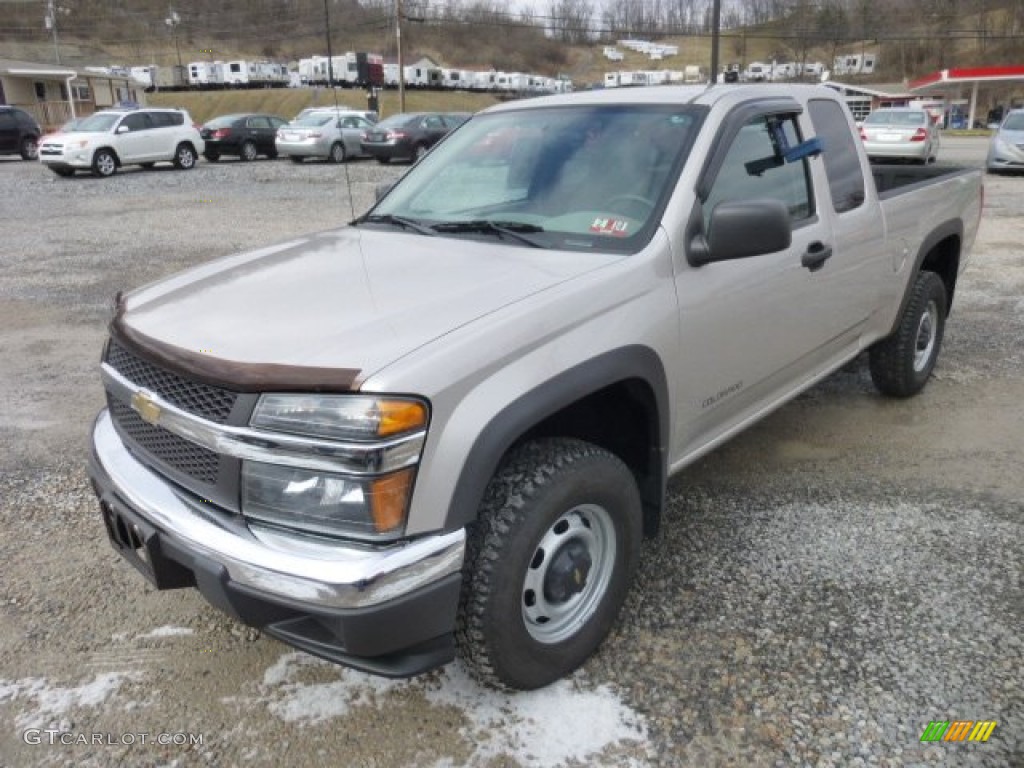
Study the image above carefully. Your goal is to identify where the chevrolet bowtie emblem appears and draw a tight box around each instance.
[131,391,162,426]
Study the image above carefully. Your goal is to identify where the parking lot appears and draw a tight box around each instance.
[0,138,1021,767]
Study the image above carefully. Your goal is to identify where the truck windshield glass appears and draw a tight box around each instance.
[365,105,705,252]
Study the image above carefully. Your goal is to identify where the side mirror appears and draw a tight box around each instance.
[688,199,792,266]
[116,125,130,134]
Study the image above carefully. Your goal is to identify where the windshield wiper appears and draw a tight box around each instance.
[430,220,545,248]
[353,213,437,236]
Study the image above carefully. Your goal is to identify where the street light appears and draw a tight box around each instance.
[165,10,183,68]
[44,0,71,65]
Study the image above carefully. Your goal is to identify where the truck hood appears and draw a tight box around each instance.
[119,227,620,386]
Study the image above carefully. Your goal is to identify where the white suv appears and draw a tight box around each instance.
[38,107,204,178]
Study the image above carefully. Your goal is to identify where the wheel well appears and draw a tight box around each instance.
[920,235,960,315]
[517,379,664,538]
[95,147,120,164]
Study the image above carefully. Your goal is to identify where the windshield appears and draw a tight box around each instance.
[205,115,240,128]
[1002,113,1024,131]
[375,114,419,130]
[864,110,925,126]
[75,113,121,132]
[366,104,704,253]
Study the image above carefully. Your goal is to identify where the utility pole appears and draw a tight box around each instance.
[44,0,69,65]
[165,9,182,68]
[397,0,406,113]
[710,0,722,84]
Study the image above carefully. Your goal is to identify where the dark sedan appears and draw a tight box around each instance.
[200,113,288,162]
[360,112,469,164]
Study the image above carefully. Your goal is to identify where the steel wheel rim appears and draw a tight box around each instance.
[521,503,616,644]
[96,153,115,175]
[914,299,938,372]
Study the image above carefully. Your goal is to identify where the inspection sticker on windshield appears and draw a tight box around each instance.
[590,218,630,236]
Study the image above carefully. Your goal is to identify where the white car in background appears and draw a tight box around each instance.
[859,108,941,164]
[38,107,204,178]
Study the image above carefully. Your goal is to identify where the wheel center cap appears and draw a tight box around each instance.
[543,540,592,604]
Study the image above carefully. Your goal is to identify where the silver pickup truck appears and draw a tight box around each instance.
[88,85,982,690]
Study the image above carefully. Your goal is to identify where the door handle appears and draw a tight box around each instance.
[802,241,833,272]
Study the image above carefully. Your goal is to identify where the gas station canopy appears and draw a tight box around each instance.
[908,65,1024,128]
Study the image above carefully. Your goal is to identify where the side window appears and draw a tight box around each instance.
[807,99,865,213]
[120,113,152,132]
[704,114,813,228]
[249,117,270,129]
[424,116,443,129]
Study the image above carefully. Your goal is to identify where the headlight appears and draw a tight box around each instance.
[242,462,414,539]
[244,394,428,540]
[69,139,91,149]
[251,394,427,440]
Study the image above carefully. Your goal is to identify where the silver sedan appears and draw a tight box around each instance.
[860,108,940,164]
[986,109,1024,173]
[275,113,374,164]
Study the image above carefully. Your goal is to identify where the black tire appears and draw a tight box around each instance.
[240,141,258,162]
[869,270,948,397]
[20,136,39,161]
[91,149,118,178]
[173,143,197,170]
[412,143,427,162]
[203,152,220,162]
[328,142,346,164]
[289,155,304,164]
[50,167,74,177]
[457,438,642,691]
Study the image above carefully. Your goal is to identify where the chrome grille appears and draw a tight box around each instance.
[106,341,237,423]
[108,396,219,485]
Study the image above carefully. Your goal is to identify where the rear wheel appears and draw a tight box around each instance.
[91,149,117,178]
[328,142,346,164]
[20,136,39,160]
[240,141,258,162]
[457,438,642,690]
[869,270,947,397]
[173,143,197,170]
[412,143,428,162]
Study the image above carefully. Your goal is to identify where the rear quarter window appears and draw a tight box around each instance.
[807,99,866,214]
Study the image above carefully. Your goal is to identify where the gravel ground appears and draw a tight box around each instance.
[0,139,1021,768]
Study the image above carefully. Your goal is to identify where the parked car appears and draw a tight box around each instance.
[38,107,204,178]
[275,111,375,164]
[360,112,467,163]
[985,108,1024,174]
[859,108,940,164]
[0,105,42,160]
[200,113,288,161]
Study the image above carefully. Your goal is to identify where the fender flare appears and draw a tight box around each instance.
[886,218,962,337]
[444,345,670,533]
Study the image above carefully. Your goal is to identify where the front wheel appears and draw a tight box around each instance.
[92,149,117,178]
[173,143,197,170]
[457,438,642,690]
[869,270,948,397]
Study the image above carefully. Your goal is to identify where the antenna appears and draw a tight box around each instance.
[323,0,357,221]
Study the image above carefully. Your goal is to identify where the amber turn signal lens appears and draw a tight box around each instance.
[370,468,415,533]
[376,400,427,437]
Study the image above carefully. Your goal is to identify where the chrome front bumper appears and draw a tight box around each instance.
[90,409,465,610]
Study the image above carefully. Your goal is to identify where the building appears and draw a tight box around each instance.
[823,81,914,121]
[0,58,147,131]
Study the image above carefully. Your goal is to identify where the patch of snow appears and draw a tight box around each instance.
[0,671,139,728]
[135,626,195,640]
[257,652,649,765]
